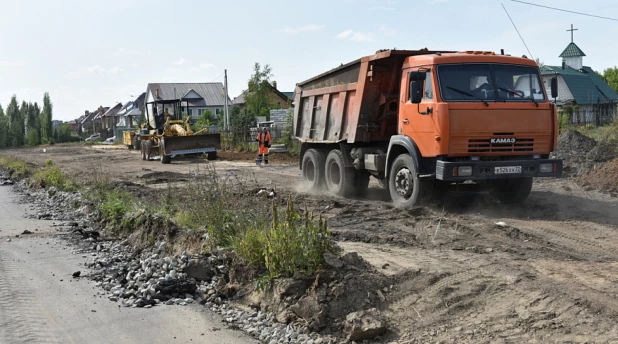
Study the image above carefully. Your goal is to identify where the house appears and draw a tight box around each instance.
[51,120,63,129]
[81,106,108,135]
[232,81,294,110]
[144,83,231,127]
[540,27,618,125]
[116,92,145,128]
[101,103,123,132]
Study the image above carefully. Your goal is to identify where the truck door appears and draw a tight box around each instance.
[400,68,438,157]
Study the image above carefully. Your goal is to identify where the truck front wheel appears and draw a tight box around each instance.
[389,154,432,208]
[489,177,533,204]
[325,149,356,197]
[301,149,326,191]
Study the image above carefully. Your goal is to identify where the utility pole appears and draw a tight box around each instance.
[224,69,230,131]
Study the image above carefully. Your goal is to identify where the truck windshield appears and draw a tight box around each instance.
[437,64,545,103]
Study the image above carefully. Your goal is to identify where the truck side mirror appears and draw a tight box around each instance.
[550,77,558,99]
[410,81,422,104]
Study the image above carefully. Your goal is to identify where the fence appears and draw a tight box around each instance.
[219,126,295,151]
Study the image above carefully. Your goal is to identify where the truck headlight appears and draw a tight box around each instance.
[540,163,553,173]
[458,166,473,176]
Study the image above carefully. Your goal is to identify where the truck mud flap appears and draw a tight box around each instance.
[162,134,221,156]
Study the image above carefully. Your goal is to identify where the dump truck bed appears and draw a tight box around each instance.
[293,49,451,144]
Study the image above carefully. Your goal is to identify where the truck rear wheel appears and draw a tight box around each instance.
[302,148,326,191]
[325,149,355,197]
[207,152,217,161]
[489,177,532,204]
[389,154,432,208]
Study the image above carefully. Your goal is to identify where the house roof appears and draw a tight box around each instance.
[81,110,99,124]
[231,83,293,106]
[559,42,586,58]
[542,65,618,105]
[102,103,122,118]
[146,83,230,106]
[581,66,618,101]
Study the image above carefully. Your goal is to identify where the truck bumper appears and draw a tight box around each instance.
[435,159,563,181]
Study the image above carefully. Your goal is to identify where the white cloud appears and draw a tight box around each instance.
[65,65,124,78]
[191,63,215,72]
[0,60,27,68]
[114,48,142,56]
[175,58,186,66]
[371,6,394,10]
[282,24,325,34]
[335,30,376,42]
[166,68,178,73]
[379,24,397,36]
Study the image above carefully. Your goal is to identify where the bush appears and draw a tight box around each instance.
[31,161,75,191]
[99,188,138,230]
[233,197,334,280]
[0,156,30,179]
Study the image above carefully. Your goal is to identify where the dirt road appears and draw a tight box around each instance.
[4,144,618,342]
[0,185,257,344]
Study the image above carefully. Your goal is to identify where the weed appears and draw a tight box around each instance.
[233,196,334,280]
[0,156,30,179]
[99,188,138,231]
[31,165,76,191]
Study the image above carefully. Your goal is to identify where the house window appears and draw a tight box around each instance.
[197,108,206,117]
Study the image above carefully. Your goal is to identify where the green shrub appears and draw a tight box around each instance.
[233,196,334,280]
[99,188,137,229]
[32,164,75,191]
[0,156,29,179]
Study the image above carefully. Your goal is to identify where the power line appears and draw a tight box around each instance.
[501,3,534,60]
[511,0,618,21]
[210,72,224,82]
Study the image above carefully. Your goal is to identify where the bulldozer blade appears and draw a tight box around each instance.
[162,134,221,156]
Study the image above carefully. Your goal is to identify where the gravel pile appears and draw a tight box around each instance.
[5,177,341,344]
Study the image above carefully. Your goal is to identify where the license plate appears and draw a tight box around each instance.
[495,166,522,174]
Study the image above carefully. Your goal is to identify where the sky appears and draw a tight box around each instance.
[0,0,617,121]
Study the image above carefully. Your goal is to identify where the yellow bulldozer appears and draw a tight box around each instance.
[129,98,221,164]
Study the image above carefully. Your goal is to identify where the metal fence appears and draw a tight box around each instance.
[220,126,289,150]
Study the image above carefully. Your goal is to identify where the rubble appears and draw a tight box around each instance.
[344,308,387,341]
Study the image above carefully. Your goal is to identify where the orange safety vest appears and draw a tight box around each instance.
[256,131,271,146]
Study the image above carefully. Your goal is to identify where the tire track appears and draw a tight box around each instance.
[0,246,62,344]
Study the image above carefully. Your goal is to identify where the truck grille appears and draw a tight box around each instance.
[468,138,534,153]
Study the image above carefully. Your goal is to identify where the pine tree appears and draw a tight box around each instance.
[24,102,39,146]
[7,96,23,147]
[33,102,41,141]
[0,104,7,148]
[41,93,53,144]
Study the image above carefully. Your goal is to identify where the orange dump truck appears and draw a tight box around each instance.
[293,49,562,207]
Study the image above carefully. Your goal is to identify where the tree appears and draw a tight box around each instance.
[194,109,217,129]
[230,105,255,132]
[41,92,53,144]
[244,62,276,120]
[0,104,7,148]
[7,96,23,147]
[534,58,545,69]
[55,124,76,143]
[601,67,618,93]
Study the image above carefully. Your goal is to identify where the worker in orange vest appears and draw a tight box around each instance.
[256,127,272,166]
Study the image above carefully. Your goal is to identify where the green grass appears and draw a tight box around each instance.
[0,156,30,179]
[232,197,334,280]
[30,160,76,191]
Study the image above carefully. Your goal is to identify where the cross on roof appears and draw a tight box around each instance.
[567,24,578,43]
